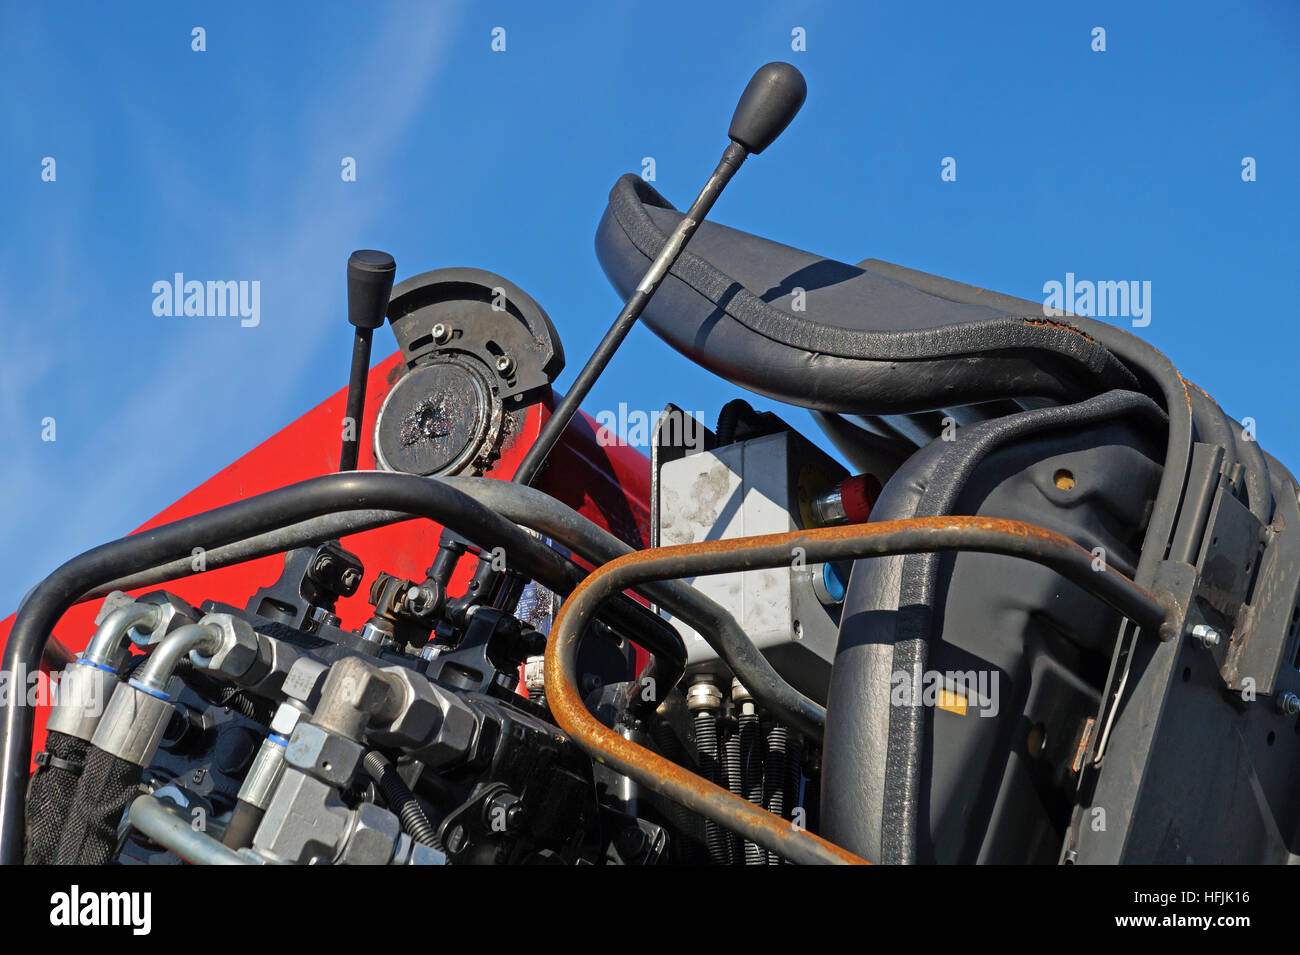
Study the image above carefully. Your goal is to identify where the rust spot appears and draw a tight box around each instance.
[399,390,455,447]
[1022,317,1098,342]
[546,515,1168,864]
[1070,717,1096,775]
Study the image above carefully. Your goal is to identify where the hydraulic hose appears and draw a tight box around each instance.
[52,747,147,865]
[0,470,679,864]
[91,476,826,741]
[824,389,1166,863]
[25,599,162,865]
[452,479,825,737]
[119,653,275,725]
[54,623,221,865]
[22,731,88,865]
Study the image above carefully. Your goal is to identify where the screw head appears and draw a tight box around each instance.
[431,323,451,345]
[1190,624,1221,649]
[495,355,515,376]
[1279,692,1300,716]
[404,586,434,615]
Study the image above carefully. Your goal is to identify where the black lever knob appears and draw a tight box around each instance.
[727,62,807,155]
[347,250,397,330]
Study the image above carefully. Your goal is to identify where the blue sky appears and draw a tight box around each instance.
[1,1,1297,614]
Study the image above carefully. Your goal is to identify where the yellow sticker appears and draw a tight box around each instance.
[938,688,967,715]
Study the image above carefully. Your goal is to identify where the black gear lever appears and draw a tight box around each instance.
[510,62,807,486]
[339,249,397,471]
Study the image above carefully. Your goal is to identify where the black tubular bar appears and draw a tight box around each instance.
[86,476,827,741]
[338,327,374,472]
[511,141,748,487]
[0,471,680,865]
[556,518,1172,643]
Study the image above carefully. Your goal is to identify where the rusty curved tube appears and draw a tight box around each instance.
[545,515,1173,866]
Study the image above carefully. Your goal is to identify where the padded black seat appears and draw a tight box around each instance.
[595,175,1137,414]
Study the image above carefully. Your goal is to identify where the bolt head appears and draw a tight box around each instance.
[1190,624,1221,649]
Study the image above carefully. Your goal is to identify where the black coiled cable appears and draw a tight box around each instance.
[762,723,793,865]
[738,710,765,865]
[694,711,732,865]
[724,730,744,862]
[648,721,704,863]
[363,750,442,850]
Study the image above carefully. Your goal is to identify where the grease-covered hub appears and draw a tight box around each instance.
[375,361,491,476]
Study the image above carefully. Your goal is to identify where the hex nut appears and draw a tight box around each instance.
[282,657,330,707]
[330,658,396,711]
[244,633,300,697]
[313,657,402,738]
[131,591,200,646]
[686,679,724,712]
[94,591,137,627]
[413,685,478,768]
[270,701,308,737]
[367,667,445,748]
[285,722,365,788]
[337,802,400,865]
[189,613,262,680]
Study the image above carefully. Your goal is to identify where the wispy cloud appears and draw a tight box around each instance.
[0,2,464,610]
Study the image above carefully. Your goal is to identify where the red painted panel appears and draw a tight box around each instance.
[1,351,650,766]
